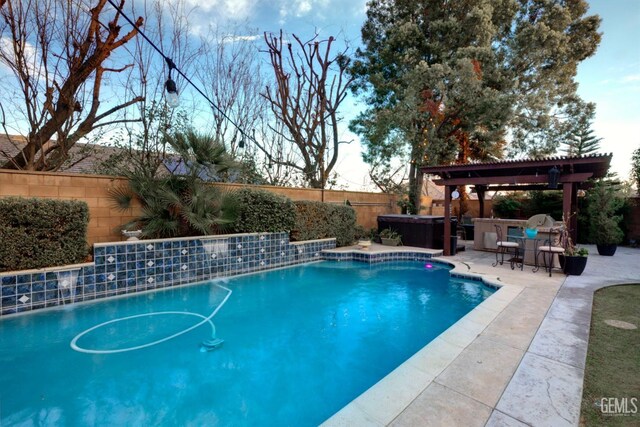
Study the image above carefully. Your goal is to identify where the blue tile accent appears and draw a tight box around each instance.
[0,233,338,316]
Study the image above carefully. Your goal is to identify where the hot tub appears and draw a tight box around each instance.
[377,215,458,250]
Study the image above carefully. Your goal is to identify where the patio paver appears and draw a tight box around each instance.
[495,352,584,427]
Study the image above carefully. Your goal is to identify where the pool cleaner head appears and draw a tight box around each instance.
[201,338,224,351]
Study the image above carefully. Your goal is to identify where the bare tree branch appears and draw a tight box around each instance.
[0,0,143,170]
[261,30,355,188]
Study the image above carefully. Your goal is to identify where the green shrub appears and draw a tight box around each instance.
[493,194,523,218]
[230,188,296,233]
[327,204,357,246]
[0,197,89,272]
[292,201,357,246]
[586,180,625,245]
[521,191,563,220]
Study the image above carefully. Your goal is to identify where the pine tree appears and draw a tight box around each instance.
[562,127,601,156]
[632,147,640,191]
[560,101,601,156]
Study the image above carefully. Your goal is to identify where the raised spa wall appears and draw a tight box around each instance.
[0,232,336,317]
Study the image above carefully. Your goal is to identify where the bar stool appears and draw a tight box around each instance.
[534,228,566,277]
[492,225,520,269]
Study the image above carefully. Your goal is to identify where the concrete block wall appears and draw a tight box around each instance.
[0,170,398,245]
[0,170,141,244]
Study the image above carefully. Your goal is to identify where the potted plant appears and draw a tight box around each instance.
[557,223,588,275]
[586,180,625,256]
[380,228,401,246]
[560,246,589,276]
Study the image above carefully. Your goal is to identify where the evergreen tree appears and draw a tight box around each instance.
[563,127,601,156]
[560,101,601,156]
[632,147,640,191]
[350,0,601,210]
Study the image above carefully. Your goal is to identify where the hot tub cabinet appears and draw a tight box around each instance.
[377,215,457,250]
[473,218,560,266]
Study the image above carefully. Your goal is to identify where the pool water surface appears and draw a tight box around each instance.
[0,260,493,426]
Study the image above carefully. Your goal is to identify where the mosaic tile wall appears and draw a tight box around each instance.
[0,232,335,316]
[321,250,439,263]
[322,250,500,291]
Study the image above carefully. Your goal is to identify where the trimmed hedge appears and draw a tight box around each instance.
[292,201,357,246]
[0,197,89,272]
[230,188,296,233]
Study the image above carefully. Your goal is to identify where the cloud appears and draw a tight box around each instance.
[224,0,253,19]
[0,37,41,78]
[278,0,333,24]
[220,35,261,44]
[622,74,640,83]
[184,0,254,19]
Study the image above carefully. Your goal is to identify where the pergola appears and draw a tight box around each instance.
[421,154,613,255]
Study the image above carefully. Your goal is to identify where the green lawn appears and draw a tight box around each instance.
[580,284,640,427]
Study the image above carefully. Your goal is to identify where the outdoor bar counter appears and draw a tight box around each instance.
[473,218,560,266]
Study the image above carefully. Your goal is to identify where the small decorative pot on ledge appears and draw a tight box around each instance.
[358,240,372,250]
[380,237,401,246]
[122,229,143,241]
[379,228,401,246]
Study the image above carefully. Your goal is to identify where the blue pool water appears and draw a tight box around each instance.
[0,261,493,426]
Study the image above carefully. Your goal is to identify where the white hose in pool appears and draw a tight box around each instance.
[70,284,232,354]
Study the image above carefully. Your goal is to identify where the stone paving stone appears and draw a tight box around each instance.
[481,299,548,351]
[321,402,383,427]
[390,382,492,427]
[485,410,530,427]
[546,296,593,326]
[351,361,435,425]
[435,336,525,407]
[405,337,465,378]
[496,353,583,427]
[528,315,590,369]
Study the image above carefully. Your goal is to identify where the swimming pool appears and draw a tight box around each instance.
[0,260,493,426]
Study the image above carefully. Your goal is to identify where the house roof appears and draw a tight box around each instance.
[0,134,122,174]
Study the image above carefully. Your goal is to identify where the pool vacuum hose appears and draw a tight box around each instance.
[70,284,232,354]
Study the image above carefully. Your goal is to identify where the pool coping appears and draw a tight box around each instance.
[321,247,525,426]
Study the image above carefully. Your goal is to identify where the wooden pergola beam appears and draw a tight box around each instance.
[433,172,593,186]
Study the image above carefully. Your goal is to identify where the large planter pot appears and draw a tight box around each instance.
[559,255,588,276]
[381,237,401,246]
[596,244,618,256]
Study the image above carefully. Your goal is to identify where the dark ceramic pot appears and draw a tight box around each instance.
[559,255,588,276]
[596,244,617,256]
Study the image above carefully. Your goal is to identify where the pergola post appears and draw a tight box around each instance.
[444,185,452,256]
[562,182,577,243]
[475,185,486,218]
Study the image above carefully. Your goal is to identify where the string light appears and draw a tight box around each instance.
[164,58,179,108]
[105,0,257,149]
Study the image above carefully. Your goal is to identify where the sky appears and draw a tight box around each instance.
[2,0,637,189]
[201,0,637,190]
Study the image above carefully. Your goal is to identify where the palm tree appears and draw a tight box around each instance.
[111,130,238,238]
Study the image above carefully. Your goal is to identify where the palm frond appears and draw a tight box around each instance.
[108,184,135,211]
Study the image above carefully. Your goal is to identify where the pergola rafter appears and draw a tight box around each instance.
[421,154,613,255]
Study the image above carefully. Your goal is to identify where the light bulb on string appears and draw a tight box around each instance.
[165,75,179,108]
[164,57,179,108]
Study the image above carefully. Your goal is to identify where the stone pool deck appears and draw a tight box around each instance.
[322,242,640,427]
